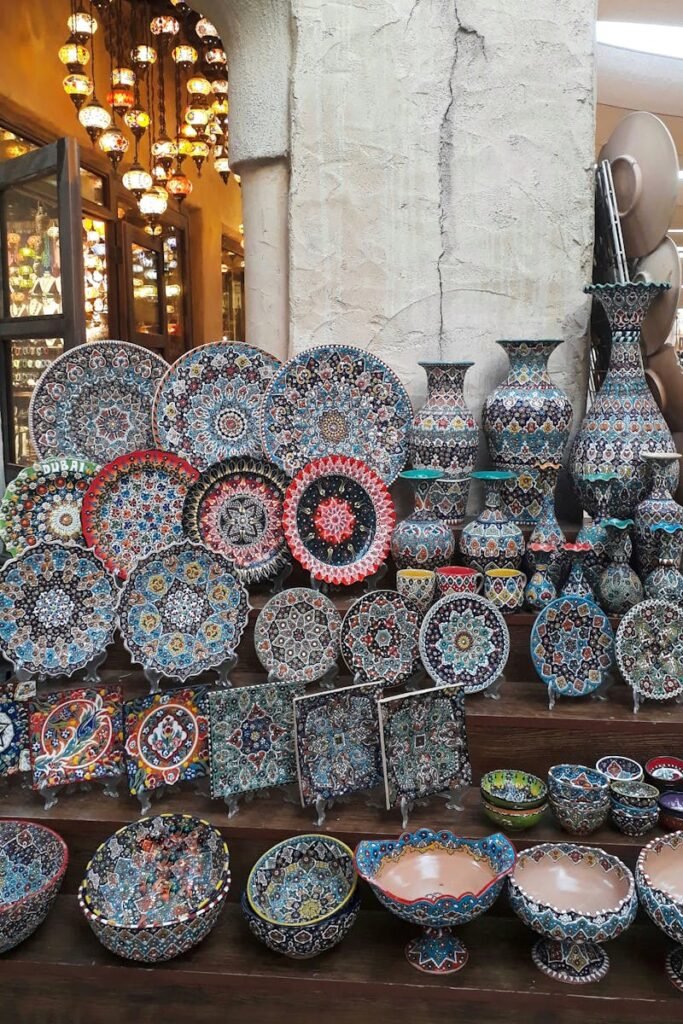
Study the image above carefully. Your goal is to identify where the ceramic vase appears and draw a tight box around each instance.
[569,282,678,517]
[560,541,594,600]
[410,362,478,476]
[482,339,573,524]
[644,523,683,604]
[428,475,471,526]
[524,463,566,575]
[598,519,644,614]
[524,544,558,611]
[459,470,525,573]
[575,472,620,590]
[634,452,683,577]
[391,470,455,570]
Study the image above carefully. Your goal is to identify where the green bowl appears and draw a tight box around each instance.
[481,798,548,831]
[480,769,548,810]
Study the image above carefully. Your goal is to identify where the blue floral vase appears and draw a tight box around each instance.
[576,472,620,590]
[391,469,455,570]
[459,470,525,573]
[598,518,644,614]
[634,451,683,578]
[524,463,566,575]
[410,362,478,477]
[560,541,595,600]
[644,522,683,604]
[524,544,558,611]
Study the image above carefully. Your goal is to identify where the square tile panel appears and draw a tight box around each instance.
[294,681,384,806]
[0,699,28,777]
[378,685,472,809]
[124,686,209,795]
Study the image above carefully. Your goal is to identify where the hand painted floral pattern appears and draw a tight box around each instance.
[531,596,614,698]
[419,594,510,693]
[254,587,341,683]
[0,700,28,777]
[340,590,420,686]
[124,688,209,794]
[616,599,683,702]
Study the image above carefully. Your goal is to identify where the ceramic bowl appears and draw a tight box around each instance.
[645,757,683,792]
[548,765,610,804]
[355,828,515,975]
[636,831,683,991]
[658,792,683,831]
[241,890,361,959]
[596,755,643,782]
[480,769,547,810]
[79,814,230,962]
[610,803,659,837]
[549,793,610,836]
[0,820,68,953]
[482,799,547,832]
[508,843,638,984]
[609,779,659,808]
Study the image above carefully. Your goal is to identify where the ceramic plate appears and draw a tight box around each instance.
[0,542,119,677]
[0,700,28,777]
[261,344,412,484]
[282,455,395,586]
[152,341,281,469]
[636,236,682,356]
[254,587,342,683]
[29,340,167,463]
[340,590,420,687]
[419,593,510,694]
[124,687,210,795]
[117,541,250,682]
[182,456,290,585]
[616,599,683,702]
[81,449,199,580]
[530,596,615,699]
[0,458,99,556]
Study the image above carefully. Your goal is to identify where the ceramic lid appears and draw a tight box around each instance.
[635,236,682,355]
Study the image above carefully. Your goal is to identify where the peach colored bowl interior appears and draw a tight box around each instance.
[642,844,683,902]
[514,851,631,915]
[375,847,496,903]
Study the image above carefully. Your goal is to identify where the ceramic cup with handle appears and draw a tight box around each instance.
[484,568,526,614]
[435,566,483,598]
[396,568,436,612]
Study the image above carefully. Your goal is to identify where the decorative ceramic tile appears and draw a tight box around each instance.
[616,599,683,703]
[29,340,167,463]
[0,700,28,776]
[340,590,420,686]
[378,686,472,809]
[530,596,614,700]
[294,681,384,806]
[29,686,124,790]
[419,594,510,694]
[124,687,210,795]
[254,587,341,683]
[208,680,304,798]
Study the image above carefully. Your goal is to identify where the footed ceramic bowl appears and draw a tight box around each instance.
[636,831,683,991]
[610,802,659,837]
[355,828,515,975]
[609,779,659,809]
[0,820,67,953]
[79,814,230,962]
[482,799,547,832]
[596,755,643,782]
[508,843,637,984]
[480,769,547,810]
[245,834,358,958]
[548,765,610,804]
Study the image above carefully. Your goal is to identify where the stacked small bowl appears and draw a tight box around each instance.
[609,780,660,836]
[548,764,610,836]
[480,769,548,831]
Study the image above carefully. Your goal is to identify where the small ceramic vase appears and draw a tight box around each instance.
[410,361,478,476]
[484,569,526,614]
[435,566,483,598]
[459,470,525,574]
[428,475,471,526]
[598,519,644,614]
[524,463,566,576]
[524,544,558,612]
[560,541,595,599]
[634,451,683,577]
[576,472,620,589]
[644,522,683,604]
[482,339,573,524]
[391,470,455,570]
[396,568,437,612]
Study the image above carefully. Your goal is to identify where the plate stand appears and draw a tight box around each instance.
[38,784,62,811]
[193,777,211,798]
[144,668,163,694]
[484,672,506,701]
[319,664,340,690]
[270,561,293,595]
[309,574,330,595]
[13,669,37,700]
[441,782,468,813]
[403,667,428,692]
[101,775,122,799]
[216,653,239,688]
[312,794,336,827]
[136,783,167,815]
[82,651,107,685]
[363,561,388,594]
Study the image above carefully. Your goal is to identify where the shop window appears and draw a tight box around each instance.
[4,175,63,318]
[163,226,184,342]
[8,338,64,465]
[83,217,109,342]
[221,235,245,340]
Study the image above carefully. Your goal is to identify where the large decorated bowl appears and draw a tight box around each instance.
[244,834,358,958]
[78,814,230,962]
[636,831,683,990]
[355,829,515,974]
[0,820,68,953]
[508,843,637,984]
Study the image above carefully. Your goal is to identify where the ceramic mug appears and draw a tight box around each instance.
[435,566,483,598]
[484,568,526,613]
[396,568,436,611]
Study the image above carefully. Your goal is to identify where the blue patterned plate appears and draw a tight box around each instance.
[341,590,420,687]
[419,594,509,694]
[531,596,614,700]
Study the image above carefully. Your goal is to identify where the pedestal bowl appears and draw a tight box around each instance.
[636,831,683,991]
[0,820,68,953]
[355,828,515,974]
[508,843,637,984]
[78,813,230,962]
[243,834,359,958]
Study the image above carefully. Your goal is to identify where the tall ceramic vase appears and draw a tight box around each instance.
[459,470,525,573]
[482,339,573,524]
[598,519,643,614]
[569,282,678,517]
[391,469,456,570]
[634,451,683,577]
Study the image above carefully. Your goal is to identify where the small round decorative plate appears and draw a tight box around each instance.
[182,457,290,585]
[341,590,420,687]
[282,455,395,586]
[0,542,119,677]
[29,340,167,463]
[117,541,250,682]
[254,587,342,683]
[261,344,413,484]
[530,596,614,699]
[0,458,99,556]
[616,599,683,702]
[81,449,199,580]
[419,593,510,693]
[152,341,281,470]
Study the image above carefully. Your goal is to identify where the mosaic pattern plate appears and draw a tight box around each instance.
[419,594,510,694]
[29,340,167,463]
[340,590,420,687]
[0,458,99,556]
[182,457,289,584]
[29,686,124,789]
[0,542,119,677]
[261,344,413,485]
[294,682,383,806]
[616,599,683,702]
[124,687,209,795]
[378,686,472,808]
[283,455,395,586]
[254,587,342,683]
[530,596,615,699]
[208,680,304,798]
[0,700,28,777]
[81,449,199,579]
[152,341,281,469]
[117,541,249,682]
